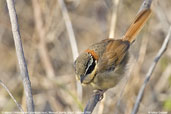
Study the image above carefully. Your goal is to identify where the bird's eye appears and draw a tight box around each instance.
[85,55,96,75]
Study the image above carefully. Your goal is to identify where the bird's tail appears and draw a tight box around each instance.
[122,9,152,43]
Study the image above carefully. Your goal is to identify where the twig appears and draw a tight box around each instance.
[84,90,104,114]
[58,0,79,60]
[138,0,152,14]
[109,0,119,38]
[0,80,24,112]
[58,0,82,101]
[32,0,56,78]
[131,26,171,114]
[6,0,34,112]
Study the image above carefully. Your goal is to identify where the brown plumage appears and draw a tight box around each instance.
[74,8,151,90]
[123,9,151,43]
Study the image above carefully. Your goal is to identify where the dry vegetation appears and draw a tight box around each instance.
[0,0,171,114]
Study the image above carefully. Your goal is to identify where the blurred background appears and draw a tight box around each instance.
[0,0,171,114]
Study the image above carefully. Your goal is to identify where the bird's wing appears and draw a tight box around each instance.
[97,40,130,73]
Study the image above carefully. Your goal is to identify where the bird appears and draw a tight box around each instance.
[74,8,151,92]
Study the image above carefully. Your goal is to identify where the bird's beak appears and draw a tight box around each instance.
[80,74,86,83]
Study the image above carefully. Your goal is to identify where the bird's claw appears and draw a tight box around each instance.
[94,90,105,101]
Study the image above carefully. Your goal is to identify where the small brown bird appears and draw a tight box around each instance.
[74,9,151,91]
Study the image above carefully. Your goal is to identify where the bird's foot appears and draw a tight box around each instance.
[94,89,106,101]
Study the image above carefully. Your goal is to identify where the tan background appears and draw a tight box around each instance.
[0,0,171,114]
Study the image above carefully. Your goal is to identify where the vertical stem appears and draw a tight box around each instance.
[109,0,120,38]
[58,0,82,101]
[6,0,34,112]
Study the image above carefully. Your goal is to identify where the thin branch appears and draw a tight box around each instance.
[131,26,171,114]
[58,0,82,101]
[32,0,56,78]
[6,0,34,112]
[84,90,104,114]
[138,0,152,14]
[109,0,120,38]
[58,0,79,60]
[0,80,24,112]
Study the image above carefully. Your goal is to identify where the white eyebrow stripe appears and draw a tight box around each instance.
[84,54,94,75]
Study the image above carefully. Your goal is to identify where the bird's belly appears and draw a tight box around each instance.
[91,68,126,90]
[91,72,124,90]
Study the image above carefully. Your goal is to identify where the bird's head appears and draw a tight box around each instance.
[74,52,97,84]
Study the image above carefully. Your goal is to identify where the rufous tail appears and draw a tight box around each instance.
[122,9,151,43]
